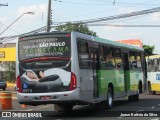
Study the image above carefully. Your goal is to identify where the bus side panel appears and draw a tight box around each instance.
[16,37,19,79]
[129,70,142,93]
[130,70,138,91]
[71,33,94,103]
[79,69,94,102]
[97,70,107,100]
[125,70,130,92]
[99,69,126,99]
[146,55,160,92]
[148,72,160,91]
[114,69,126,98]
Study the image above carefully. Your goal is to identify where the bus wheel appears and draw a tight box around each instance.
[148,83,156,95]
[106,87,113,109]
[54,104,73,112]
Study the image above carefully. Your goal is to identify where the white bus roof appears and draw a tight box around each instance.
[146,54,160,59]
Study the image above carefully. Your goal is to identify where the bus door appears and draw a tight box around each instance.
[122,53,129,93]
[90,48,99,98]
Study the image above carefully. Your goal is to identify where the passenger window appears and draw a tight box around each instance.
[137,52,142,69]
[147,59,152,72]
[77,40,91,69]
[99,45,107,68]
[105,47,115,68]
[115,48,122,69]
[130,51,137,69]
[158,58,160,71]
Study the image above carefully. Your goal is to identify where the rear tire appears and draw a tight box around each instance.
[106,87,113,109]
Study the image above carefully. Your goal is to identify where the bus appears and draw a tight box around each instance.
[16,32,146,111]
[146,55,160,94]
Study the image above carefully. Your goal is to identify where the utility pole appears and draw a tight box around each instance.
[46,0,52,32]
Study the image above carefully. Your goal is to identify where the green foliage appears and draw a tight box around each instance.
[4,62,16,82]
[143,45,155,55]
[55,22,97,36]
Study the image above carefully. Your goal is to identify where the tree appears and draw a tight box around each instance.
[143,45,155,56]
[55,22,97,36]
[4,62,16,82]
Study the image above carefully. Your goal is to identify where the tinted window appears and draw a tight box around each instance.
[99,45,107,68]
[77,40,91,68]
[137,52,142,68]
[19,36,71,61]
[106,47,115,68]
[130,51,137,69]
[115,48,122,69]
[20,60,70,69]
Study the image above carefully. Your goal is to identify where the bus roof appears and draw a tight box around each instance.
[19,31,144,51]
[94,37,143,51]
[146,54,160,59]
[74,32,144,51]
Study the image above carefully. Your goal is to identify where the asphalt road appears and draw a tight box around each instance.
[1,89,160,120]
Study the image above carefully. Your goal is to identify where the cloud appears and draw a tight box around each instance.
[12,4,48,34]
[0,17,7,23]
[150,12,160,22]
[15,3,48,26]
[116,7,137,14]
[17,4,47,18]
[128,32,142,38]
[0,17,8,31]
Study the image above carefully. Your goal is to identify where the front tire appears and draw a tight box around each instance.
[106,87,113,109]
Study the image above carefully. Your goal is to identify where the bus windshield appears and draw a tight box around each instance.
[18,36,71,61]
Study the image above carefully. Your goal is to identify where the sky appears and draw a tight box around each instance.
[1,0,160,53]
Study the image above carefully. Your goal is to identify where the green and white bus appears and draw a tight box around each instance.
[16,32,146,111]
[146,55,160,94]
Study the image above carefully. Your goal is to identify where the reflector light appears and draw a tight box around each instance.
[69,72,77,90]
[66,34,71,37]
[16,75,23,93]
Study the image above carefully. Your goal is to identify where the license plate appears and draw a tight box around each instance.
[40,96,51,100]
